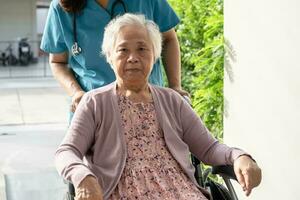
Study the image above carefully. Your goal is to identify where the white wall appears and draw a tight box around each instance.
[224,0,300,199]
[0,0,37,55]
[0,0,37,41]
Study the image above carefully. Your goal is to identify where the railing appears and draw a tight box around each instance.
[0,40,52,78]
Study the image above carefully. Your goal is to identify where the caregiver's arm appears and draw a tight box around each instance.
[162,29,189,96]
[50,52,85,112]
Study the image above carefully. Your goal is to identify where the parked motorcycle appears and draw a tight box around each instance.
[0,43,18,66]
[0,50,6,66]
[6,43,18,66]
[18,38,33,66]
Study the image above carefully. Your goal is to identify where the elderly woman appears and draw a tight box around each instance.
[55,14,261,200]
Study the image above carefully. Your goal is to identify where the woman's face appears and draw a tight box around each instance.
[110,25,154,87]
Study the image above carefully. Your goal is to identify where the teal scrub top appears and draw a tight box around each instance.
[41,0,180,92]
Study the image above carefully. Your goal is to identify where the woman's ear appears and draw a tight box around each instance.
[107,52,112,65]
[152,47,157,63]
[153,55,156,63]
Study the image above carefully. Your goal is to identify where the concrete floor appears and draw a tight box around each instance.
[0,76,69,200]
[0,124,68,200]
[0,78,68,125]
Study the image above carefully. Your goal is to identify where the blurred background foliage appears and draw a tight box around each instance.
[169,0,224,140]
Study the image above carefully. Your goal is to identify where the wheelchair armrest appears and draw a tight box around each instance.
[212,165,237,181]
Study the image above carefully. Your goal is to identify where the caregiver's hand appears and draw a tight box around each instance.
[170,86,190,97]
[71,90,85,113]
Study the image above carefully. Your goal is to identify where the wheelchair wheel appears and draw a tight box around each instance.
[205,178,233,200]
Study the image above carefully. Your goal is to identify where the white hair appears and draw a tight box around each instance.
[102,13,162,63]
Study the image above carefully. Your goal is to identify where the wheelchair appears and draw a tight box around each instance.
[65,155,239,200]
[65,98,239,200]
[191,155,239,200]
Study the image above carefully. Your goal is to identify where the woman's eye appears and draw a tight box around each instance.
[139,47,146,51]
[118,48,127,52]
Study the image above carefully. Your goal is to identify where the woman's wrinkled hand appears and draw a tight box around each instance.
[71,90,85,113]
[234,155,262,196]
[75,175,103,200]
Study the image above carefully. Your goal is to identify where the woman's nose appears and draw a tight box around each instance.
[127,52,138,63]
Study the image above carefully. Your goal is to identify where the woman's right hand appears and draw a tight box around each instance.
[234,155,262,196]
[71,90,86,112]
[75,175,104,200]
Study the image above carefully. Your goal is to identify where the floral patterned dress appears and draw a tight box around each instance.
[109,95,208,200]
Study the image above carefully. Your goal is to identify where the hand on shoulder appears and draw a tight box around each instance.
[71,90,86,112]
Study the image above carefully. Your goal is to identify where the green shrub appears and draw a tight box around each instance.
[169,0,224,140]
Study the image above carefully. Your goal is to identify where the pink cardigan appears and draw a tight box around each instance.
[55,82,246,199]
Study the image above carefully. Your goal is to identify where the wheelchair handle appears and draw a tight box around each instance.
[212,165,237,181]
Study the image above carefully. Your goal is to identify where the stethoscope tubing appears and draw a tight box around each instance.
[71,0,127,56]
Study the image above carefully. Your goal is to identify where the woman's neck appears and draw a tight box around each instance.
[117,82,152,103]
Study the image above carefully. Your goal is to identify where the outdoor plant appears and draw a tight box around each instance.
[169,0,224,140]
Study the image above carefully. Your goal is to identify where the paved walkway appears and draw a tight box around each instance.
[0,124,68,200]
[0,77,69,200]
[0,77,68,125]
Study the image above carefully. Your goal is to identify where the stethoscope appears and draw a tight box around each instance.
[71,0,127,56]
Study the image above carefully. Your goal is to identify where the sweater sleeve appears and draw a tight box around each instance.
[55,93,98,188]
[180,99,247,166]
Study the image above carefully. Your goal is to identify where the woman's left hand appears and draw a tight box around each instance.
[75,176,103,200]
[233,155,262,196]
